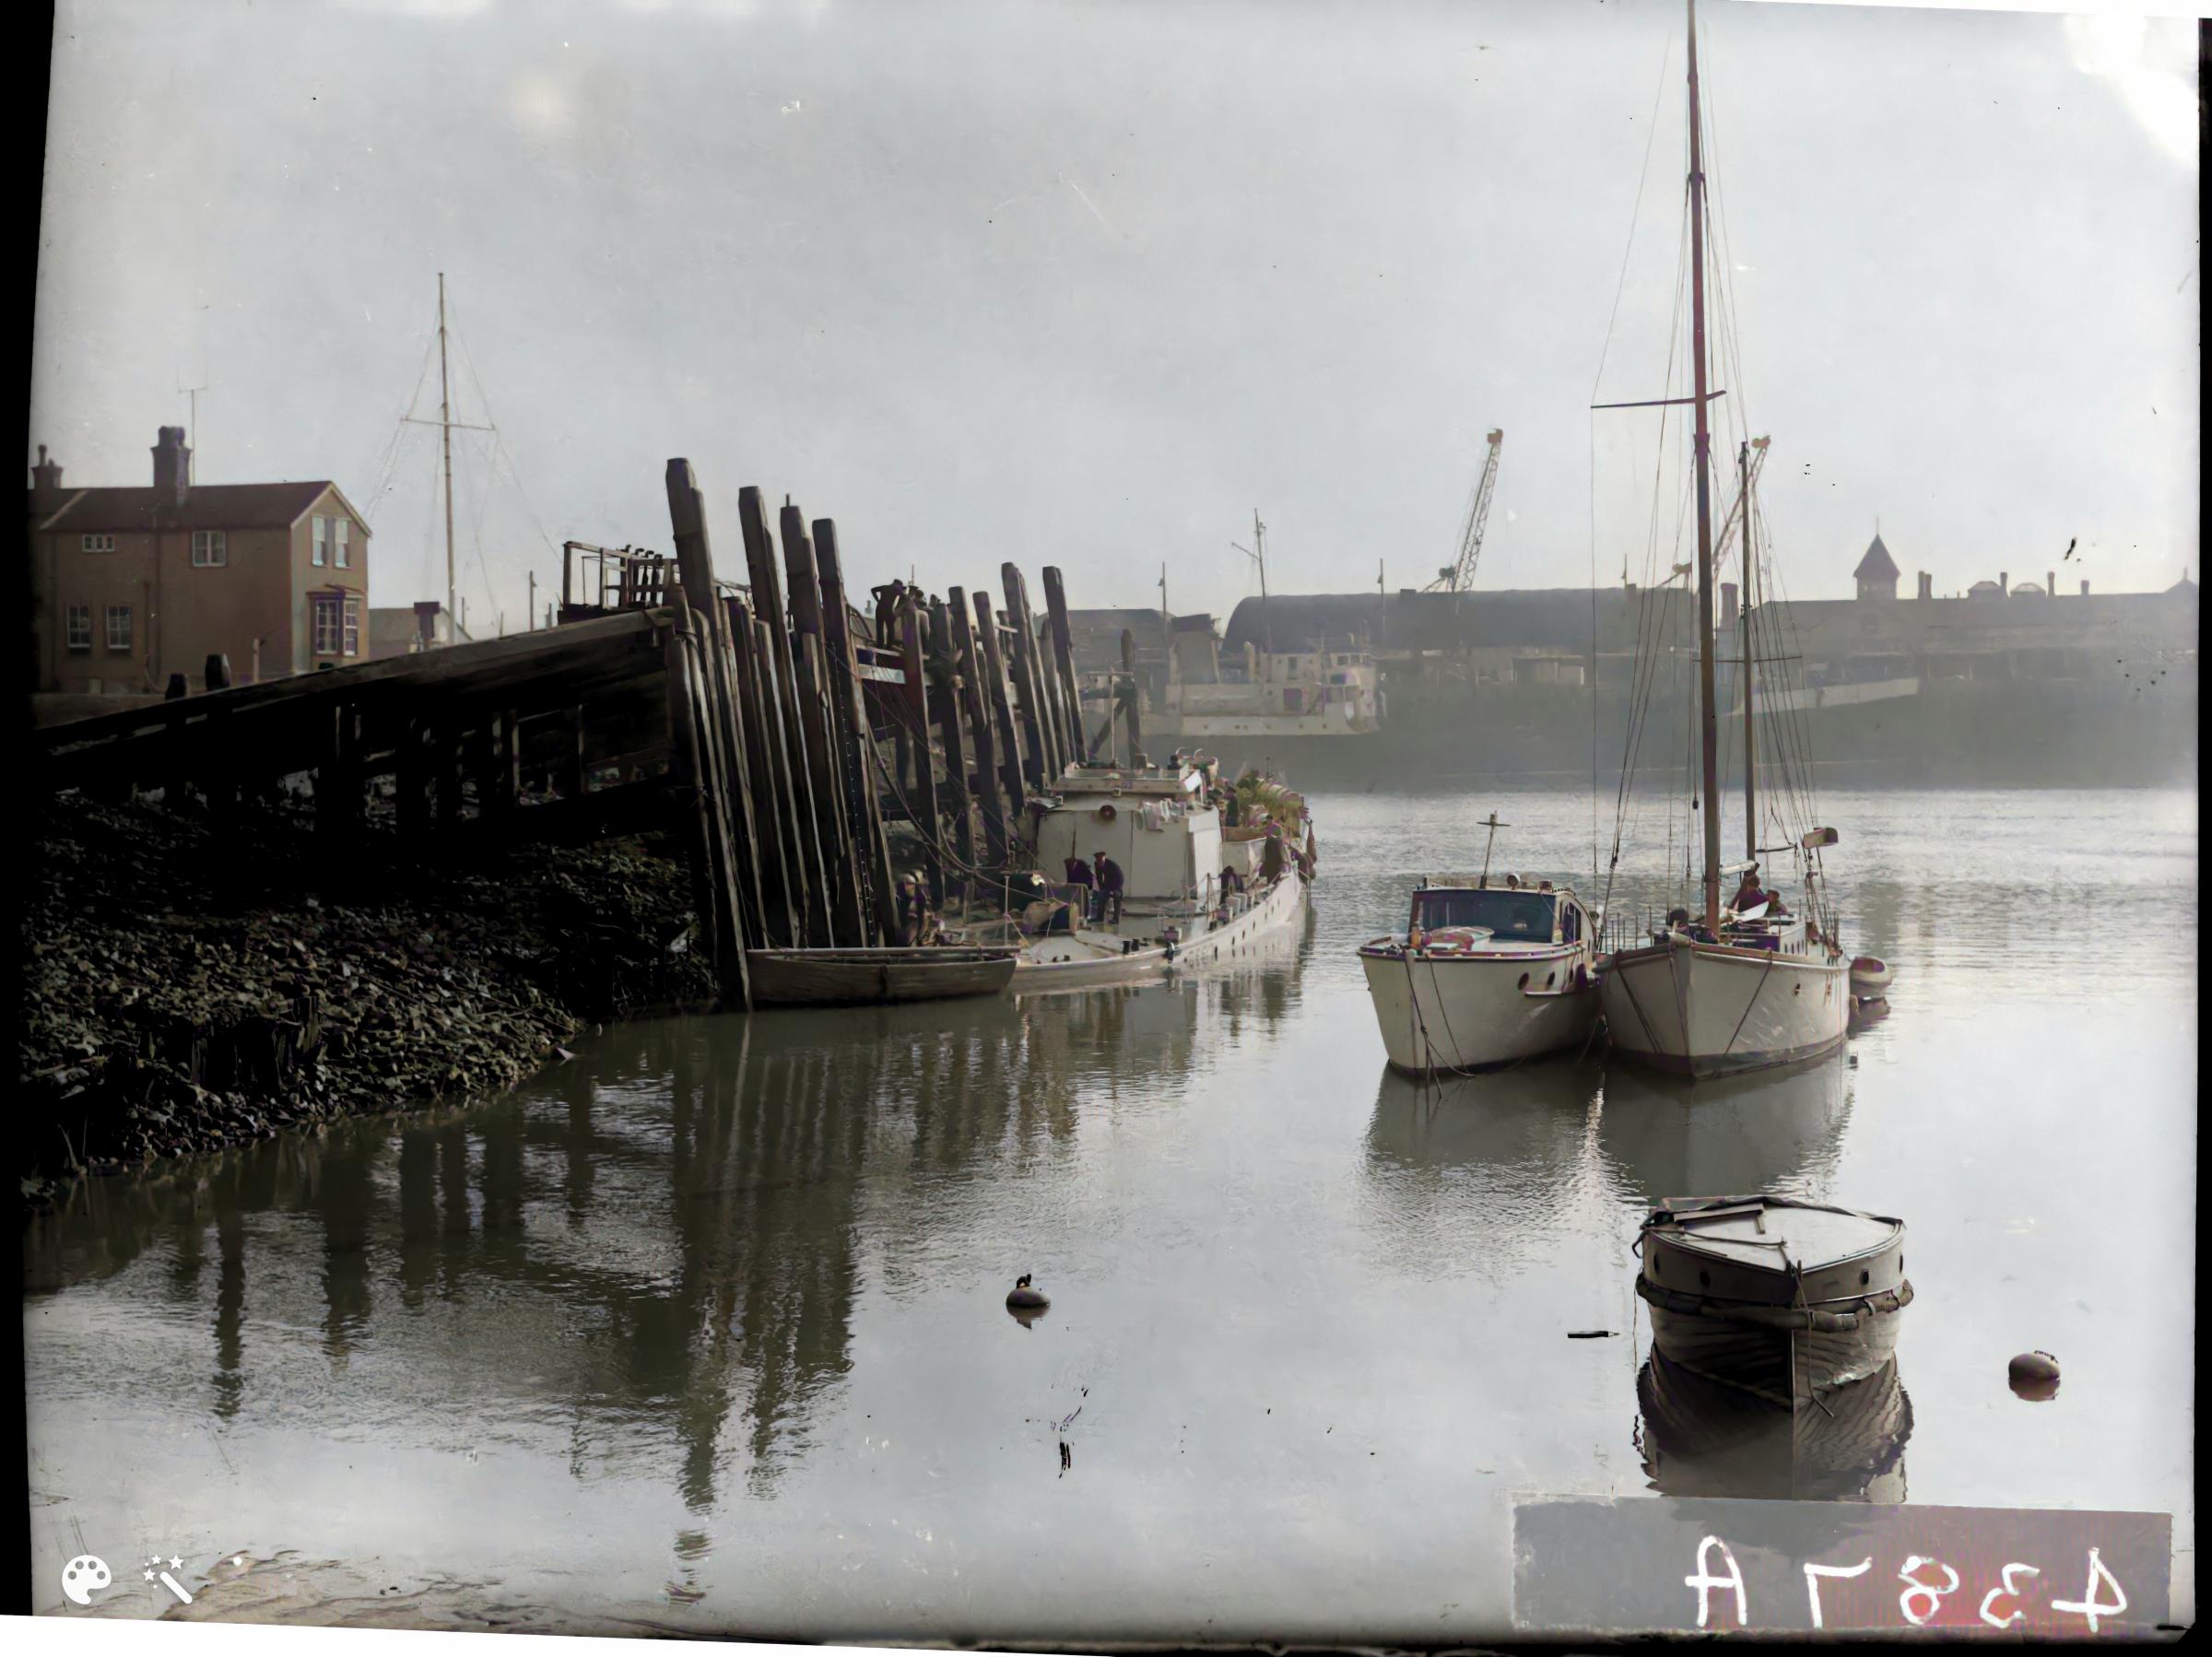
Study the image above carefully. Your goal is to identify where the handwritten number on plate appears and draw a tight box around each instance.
[2051,1547,2128,1634]
[1803,1557,1872,1629]
[1897,1556,1960,1626]
[1978,1562,2041,1628]
[1685,1537,1748,1629]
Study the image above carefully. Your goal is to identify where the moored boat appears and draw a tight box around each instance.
[746,946,1018,1007]
[1638,1346,1912,1502]
[1850,955,1894,998]
[1635,1193,1912,1407]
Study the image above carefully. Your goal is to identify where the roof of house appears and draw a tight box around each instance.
[1853,534,1900,582]
[32,480,363,535]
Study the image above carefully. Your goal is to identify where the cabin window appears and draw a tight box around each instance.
[1414,889,1556,938]
[1561,906,1581,944]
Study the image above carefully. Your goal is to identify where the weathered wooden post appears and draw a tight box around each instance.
[927,593,981,898]
[319,700,360,840]
[753,613,821,946]
[662,605,747,1007]
[777,501,866,945]
[723,593,801,948]
[740,487,834,948]
[998,564,1055,790]
[897,596,945,909]
[559,705,588,802]
[814,516,906,946]
[1041,567,1088,764]
[972,591,1030,841]
[396,708,433,834]
[666,458,766,954]
[947,587,1008,871]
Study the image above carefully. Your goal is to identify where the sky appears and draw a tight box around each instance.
[30,0,2199,630]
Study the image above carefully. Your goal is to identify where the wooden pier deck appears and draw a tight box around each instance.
[34,459,1100,1015]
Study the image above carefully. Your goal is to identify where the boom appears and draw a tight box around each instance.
[1429,429,1504,593]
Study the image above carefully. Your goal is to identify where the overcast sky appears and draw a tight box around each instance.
[32,0,2198,628]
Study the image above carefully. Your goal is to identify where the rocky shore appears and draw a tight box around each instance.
[19,796,720,1213]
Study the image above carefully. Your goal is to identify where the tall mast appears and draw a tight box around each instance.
[1738,439,1756,861]
[1687,0,1722,932]
[438,272,456,631]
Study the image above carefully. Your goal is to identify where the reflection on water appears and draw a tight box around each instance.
[1596,1052,1854,1205]
[1637,1350,1912,1503]
[20,787,2196,1635]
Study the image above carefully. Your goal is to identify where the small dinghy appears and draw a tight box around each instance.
[1849,956,1894,998]
[746,946,1018,1007]
[1636,1194,1912,1406]
[1638,1347,1912,1502]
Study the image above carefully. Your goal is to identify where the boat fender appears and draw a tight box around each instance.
[1006,1275,1050,1311]
[1096,803,1117,822]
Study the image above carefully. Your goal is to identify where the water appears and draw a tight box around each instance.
[23,786,2196,1639]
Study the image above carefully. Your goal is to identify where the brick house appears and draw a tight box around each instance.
[28,427,372,693]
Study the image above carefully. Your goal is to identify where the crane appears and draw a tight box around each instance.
[1426,429,1503,593]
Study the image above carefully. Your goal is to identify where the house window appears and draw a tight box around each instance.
[192,529,228,567]
[334,519,350,569]
[312,593,343,655]
[81,534,115,553]
[65,605,91,650]
[343,593,360,657]
[105,605,133,652]
[312,517,328,567]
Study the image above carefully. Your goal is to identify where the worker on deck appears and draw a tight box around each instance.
[1092,851,1125,923]
[1064,855,1094,903]
[1733,864,1788,916]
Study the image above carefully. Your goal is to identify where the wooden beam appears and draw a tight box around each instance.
[897,595,944,909]
[777,500,866,946]
[947,586,1007,870]
[1041,566,1088,763]
[813,515,906,946]
[741,487,835,948]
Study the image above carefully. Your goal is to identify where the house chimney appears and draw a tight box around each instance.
[2046,570,2055,597]
[413,599,441,646]
[2080,580,2090,596]
[151,426,191,508]
[1998,570,2008,597]
[29,443,64,513]
[1916,570,1933,601]
[1721,581,1739,620]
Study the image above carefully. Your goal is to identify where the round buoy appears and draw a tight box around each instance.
[2008,1351,2061,1400]
[1006,1283,1050,1311]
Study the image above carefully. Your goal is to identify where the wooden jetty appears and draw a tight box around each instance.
[34,459,1102,1015]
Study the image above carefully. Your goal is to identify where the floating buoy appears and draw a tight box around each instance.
[1006,1273,1050,1311]
[2008,1350,2061,1400]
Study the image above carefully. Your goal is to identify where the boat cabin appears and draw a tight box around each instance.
[1034,765,1225,904]
[1406,878,1593,949]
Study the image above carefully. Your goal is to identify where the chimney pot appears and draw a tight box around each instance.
[29,442,65,511]
[151,426,191,508]
[1916,570,1934,601]
[1999,570,2009,596]
[2080,580,2090,596]
[2047,570,2055,597]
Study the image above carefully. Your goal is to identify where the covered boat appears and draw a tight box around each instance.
[1638,1347,1912,1502]
[746,946,1018,1007]
[1635,1194,1912,1405]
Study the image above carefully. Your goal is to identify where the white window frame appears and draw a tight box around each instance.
[105,605,133,652]
[81,534,115,554]
[65,605,92,650]
[312,516,328,567]
[342,593,360,657]
[333,518,350,569]
[192,529,228,568]
[312,593,343,655]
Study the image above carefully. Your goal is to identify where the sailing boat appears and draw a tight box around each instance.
[1595,0,1853,1079]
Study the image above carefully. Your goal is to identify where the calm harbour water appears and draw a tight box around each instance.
[23,786,2197,1639]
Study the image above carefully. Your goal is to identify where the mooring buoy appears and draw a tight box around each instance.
[1006,1273,1049,1311]
[2008,1350,2061,1399]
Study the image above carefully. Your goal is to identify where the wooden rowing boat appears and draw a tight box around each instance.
[745,946,1018,1007]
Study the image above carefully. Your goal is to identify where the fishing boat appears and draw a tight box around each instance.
[746,945,1018,1007]
[1635,1194,1912,1407]
[1358,813,1600,1074]
[1010,758,1311,993]
[1594,0,1853,1079]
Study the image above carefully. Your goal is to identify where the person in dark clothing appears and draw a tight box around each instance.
[1220,863,1245,897]
[1065,855,1094,894]
[1093,851,1125,923]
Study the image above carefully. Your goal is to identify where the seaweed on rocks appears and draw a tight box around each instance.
[19,794,720,1213]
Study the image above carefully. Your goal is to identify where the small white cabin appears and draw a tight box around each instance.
[1034,770,1225,902]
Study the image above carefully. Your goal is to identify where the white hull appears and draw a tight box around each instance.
[1600,934,1850,1079]
[1012,872,1306,994]
[1359,944,1598,1074]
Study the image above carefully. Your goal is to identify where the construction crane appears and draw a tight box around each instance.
[1426,429,1503,593]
